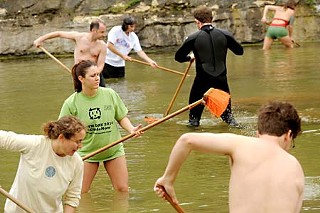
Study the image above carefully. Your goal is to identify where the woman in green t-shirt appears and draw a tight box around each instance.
[59,60,142,193]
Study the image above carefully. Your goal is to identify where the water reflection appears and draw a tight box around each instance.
[303,176,320,211]
[0,43,319,212]
[78,191,129,213]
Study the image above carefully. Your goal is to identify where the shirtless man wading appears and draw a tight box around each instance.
[154,101,304,213]
[33,19,107,86]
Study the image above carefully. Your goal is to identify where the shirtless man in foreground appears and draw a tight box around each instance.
[33,19,107,86]
[154,101,304,213]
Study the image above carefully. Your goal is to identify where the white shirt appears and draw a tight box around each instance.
[0,130,83,213]
[105,25,142,67]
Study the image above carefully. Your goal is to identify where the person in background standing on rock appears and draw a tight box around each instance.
[174,6,244,128]
[33,19,107,87]
[261,0,297,50]
[101,16,157,79]
[0,115,86,213]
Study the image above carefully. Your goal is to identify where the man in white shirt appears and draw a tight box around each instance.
[102,17,157,79]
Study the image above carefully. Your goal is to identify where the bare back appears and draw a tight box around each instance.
[229,138,304,213]
[273,6,295,23]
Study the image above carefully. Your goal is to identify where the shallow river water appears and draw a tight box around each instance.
[0,42,319,212]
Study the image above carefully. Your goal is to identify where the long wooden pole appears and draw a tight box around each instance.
[131,58,186,76]
[164,59,194,116]
[82,88,230,160]
[39,46,71,73]
[82,99,204,161]
[0,185,36,213]
[292,39,301,47]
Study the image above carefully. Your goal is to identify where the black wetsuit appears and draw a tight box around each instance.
[175,25,244,125]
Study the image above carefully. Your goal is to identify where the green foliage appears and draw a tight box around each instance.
[303,0,316,6]
[109,5,125,14]
[108,0,141,14]
[306,0,315,4]
[128,0,141,8]
[302,0,317,11]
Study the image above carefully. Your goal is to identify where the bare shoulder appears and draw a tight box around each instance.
[185,132,254,143]
[74,32,89,38]
[280,153,304,188]
[288,154,303,173]
[181,133,256,156]
[288,154,305,192]
[97,40,107,49]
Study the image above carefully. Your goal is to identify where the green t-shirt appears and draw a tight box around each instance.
[59,87,128,162]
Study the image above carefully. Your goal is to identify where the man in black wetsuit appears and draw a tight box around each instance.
[175,6,244,127]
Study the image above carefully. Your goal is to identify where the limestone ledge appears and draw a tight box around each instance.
[0,0,319,55]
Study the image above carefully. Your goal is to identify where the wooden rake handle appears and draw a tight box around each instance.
[82,99,204,160]
[292,40,301,47]
[0,185,36,213]
[164,59,194,116]
[39,46,71,73]
[157,185,185,213]
[131,58,186,76]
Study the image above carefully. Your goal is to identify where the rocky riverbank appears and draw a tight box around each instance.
[0,0,319,55]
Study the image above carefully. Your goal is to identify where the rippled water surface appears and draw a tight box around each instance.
[0,43,319,212]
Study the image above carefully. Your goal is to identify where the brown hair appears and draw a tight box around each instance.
[122,16,137,31]
[193,6,213,24]
[284,0,297,10]
[258,101,301,139]
[71,60,96,92]
[90,19,105,31]
[43,115,86,140]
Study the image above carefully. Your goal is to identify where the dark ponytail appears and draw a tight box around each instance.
[71,60,96,92]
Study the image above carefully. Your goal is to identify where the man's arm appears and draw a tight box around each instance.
[227,36,244,55]
[33,31,79,47]
[136,50,157,67]
[218,29,244,55]
[96,42,107,73]
[107,41,131,61]
[154,132,244,203]
[174,36,194,63]
[294,161,305,213]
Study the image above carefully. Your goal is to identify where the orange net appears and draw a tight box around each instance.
[144,116,159,124]
[203,88,230,117]
[143,88,229,125]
